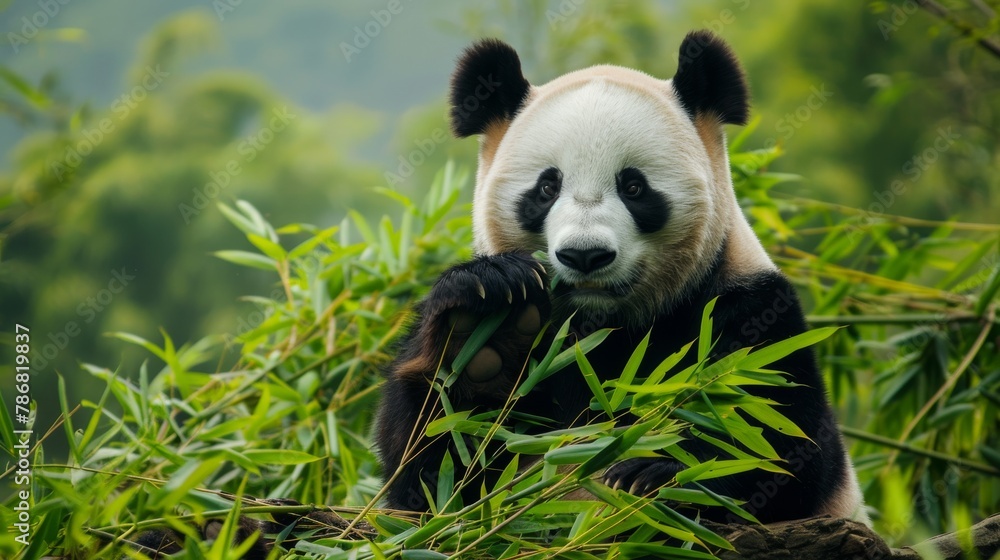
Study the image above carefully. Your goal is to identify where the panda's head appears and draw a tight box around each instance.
[449,31,771,326]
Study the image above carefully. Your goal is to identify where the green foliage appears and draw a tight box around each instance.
[0,163,470,558]
[0,10,385,390]
[733,125,1000,546]
[2,142,998,557]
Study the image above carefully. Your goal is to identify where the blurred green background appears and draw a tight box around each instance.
[1,0,998,487]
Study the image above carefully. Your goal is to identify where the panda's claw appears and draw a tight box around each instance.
[603,457,682,498]
[475,279,486,300]
[520,282,527,300]
[530,268,545,290]
[505,286,513,304]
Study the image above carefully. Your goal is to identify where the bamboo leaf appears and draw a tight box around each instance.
[349,210,377,245]
[738,327,839,371]
[449,309,509,377]
[975,261,1000,316]
[618,544,718,559]
[576,344,613,418]
[518,317,574,396]
[213,250,278,271]
[698,297,719,362]
[543,327,614,379]
[610,329,651,410]
[544,437,617,465]
[425,411,471,437]
[739,402,810,439]
[248,233,287,261]
[242,449,322,465]
[578,422,654,478]
[218,202,263,236]
[436,451,455,512]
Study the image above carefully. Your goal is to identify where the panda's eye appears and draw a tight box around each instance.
[540,180,558,199]
[623,180,643,198]
[536,167,562,201]
[617,167,648,199]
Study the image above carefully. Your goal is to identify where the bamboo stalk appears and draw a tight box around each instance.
[840,425,1000,477]
[806,313,989,326]
[916,0,1000,59]
[778,195,1000,232]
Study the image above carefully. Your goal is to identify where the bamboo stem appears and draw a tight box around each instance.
[779,195,1000,232]
[915,0,1000,59]
[840,425,1000,477]
[806,313,989,326]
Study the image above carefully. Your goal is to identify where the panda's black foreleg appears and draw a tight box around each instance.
[602,353,845,524]
[127,515,270,559]
[601,442,819,524]
[376,253,551,511]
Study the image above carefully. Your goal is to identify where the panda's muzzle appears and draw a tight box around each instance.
[555,247,617,274]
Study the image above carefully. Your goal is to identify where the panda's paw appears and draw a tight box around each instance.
[129,516,270,559]
[419,253,550,401]
[265,498,376,539]
[602,458,684,497]
[127,499,376,558]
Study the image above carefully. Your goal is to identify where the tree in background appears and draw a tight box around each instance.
[0,12,384,409]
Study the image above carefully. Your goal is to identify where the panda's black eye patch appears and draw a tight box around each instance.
[518,167,561,233]
[616,167,669,233]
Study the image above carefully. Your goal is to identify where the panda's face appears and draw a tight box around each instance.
[474,71,722,322]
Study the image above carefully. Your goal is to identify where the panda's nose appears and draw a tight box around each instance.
[556,248,617,273]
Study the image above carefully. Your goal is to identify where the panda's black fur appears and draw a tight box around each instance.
[449,38,531,137]
[375,31,863,524]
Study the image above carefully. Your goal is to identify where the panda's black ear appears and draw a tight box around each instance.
[672,30,749,126]
[449,39,531,137]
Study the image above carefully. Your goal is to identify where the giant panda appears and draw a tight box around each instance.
[375,30,869,525]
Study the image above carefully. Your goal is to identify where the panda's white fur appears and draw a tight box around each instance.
[377,31,869,526]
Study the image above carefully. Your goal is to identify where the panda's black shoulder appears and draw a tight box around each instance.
[712,269,811,349]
